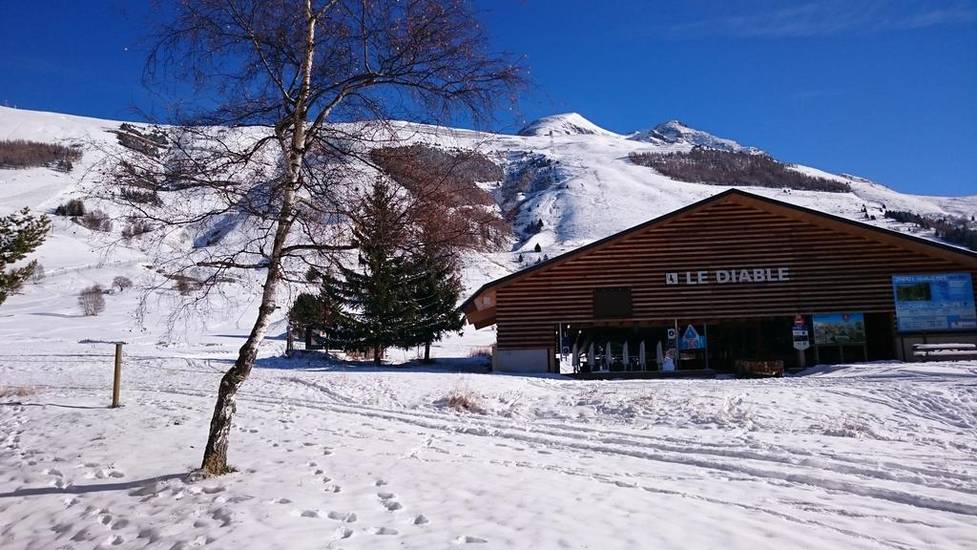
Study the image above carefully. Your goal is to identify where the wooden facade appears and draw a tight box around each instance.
[462,190,977,371]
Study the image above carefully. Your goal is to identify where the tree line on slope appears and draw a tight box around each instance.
[884,210,977,251]
[628,148,851,193]
[0,139,82,172]
[369,144,509,250]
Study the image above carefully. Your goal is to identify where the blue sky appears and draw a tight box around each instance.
[1,1,975,196]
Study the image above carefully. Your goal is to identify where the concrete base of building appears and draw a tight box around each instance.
[493,348,549,373]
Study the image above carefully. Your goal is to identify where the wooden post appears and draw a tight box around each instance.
[285,322,294,357]
[112,342,122,408]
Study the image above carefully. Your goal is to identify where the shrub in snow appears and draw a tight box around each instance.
[174,276,201,295]
[54,199,86,217]
[78,210,113,232]
[468,346,492,358]
[121,219,153,239]
[0,386,35,398]
[436,390,485,414]
[30,264,45,284]
[78,285,106,316]
[112,276,133,292]
[119,187,162,206]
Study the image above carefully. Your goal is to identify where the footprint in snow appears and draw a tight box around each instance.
[372,527,398,535]
[454,535,488,544]
[413,514,429,525]
[327,511,357,523]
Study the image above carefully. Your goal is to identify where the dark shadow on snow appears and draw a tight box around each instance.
[29,312,86,319]
[0,402,110,410]
[0,473,187,499]
[255,352,492,375]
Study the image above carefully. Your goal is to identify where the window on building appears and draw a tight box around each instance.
[593,287,633,318]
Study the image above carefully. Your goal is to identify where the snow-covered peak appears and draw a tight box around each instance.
[629,119,763,154]
[517,112,620,138]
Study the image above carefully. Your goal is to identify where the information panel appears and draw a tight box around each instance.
[813,312,865,345]
[892,273,977,332]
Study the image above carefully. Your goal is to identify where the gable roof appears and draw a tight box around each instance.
[461,188,977,320]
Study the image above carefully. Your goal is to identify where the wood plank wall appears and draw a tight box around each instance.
[495,198,977,350]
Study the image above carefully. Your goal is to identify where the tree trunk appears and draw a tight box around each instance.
[199,0,316,476]
[424,342,431,363]
[199,295,277,474]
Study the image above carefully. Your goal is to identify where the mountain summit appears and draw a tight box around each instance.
[629,120,763,154]
[517,112,620,137]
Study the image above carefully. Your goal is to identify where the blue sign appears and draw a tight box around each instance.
[679,324,706,350]
[892,273,977,332]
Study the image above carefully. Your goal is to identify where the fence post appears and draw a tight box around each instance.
[112,342,122,408]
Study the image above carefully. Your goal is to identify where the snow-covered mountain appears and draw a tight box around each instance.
[516,112,621,137]
[628,119,763,154]
[1,106,975,346]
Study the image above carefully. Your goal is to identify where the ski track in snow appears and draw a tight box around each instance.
[2,350,977,549]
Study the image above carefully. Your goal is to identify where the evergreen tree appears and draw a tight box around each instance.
[401,229,464,362]
[0,208,50,306]
[330,177,414,363]
[533,242,542,253]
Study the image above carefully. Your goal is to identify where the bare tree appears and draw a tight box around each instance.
[112,276,133,292]
[103,0,522,476]
[78,285,106,316]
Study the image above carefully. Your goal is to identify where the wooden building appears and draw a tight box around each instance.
[461,189,977,374]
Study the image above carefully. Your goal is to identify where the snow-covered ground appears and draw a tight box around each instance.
[1,344,976,549]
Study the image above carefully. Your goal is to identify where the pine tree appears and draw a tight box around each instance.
[0,208,50,306]
[534,242,542,253]
[401,229,464,362]
[330,177,414,363]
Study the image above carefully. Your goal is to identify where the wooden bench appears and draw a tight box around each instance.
[913,343,977,361]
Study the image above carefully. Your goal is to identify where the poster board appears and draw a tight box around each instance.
[892,273,977,332]
[813,312,865,345]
